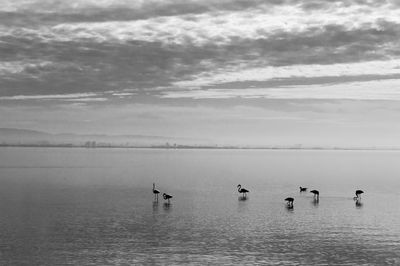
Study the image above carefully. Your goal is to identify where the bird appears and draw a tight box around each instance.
[237,184,249,198]
[354,189,364,200]
[152,183,160,201]
[163,193,173,203]
[285,197,294,207]
[299,187,307,192]
[310,190,319,200]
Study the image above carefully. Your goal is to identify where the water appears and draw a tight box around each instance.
[0,147,399,265]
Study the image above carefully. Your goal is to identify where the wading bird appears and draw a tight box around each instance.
[310,190,319,200]
[237,184,249,198]
[354,190,364,200]
[153,183,160,201]
[299,187,307,192]
[163,193,173,203]
[285,197,294,208]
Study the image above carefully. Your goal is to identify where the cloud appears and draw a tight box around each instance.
[0,1,282,25]
[173,59,400,87]
[5,3,399,46]
[0,93,98,100]
[0,60,55,75]
[1,0,400,102]
[162,79,400,100]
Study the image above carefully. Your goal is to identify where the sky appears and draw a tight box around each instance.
[1,0,400,146]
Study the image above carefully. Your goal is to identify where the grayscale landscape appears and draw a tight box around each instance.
[1,0,400,265]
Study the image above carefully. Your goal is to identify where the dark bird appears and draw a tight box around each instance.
[310,190,319,200]
[354,189,364,200]
[285,197,294,207]
[163,193,173,203]
[153,183,160,201]
[299,187,307,192]
[237,184,249,198]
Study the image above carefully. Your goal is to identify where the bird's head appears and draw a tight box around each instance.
[237,184,241,188]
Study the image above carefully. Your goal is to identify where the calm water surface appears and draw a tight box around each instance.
[0,148,399,265]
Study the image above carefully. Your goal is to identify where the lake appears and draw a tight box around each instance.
[0,147,399,265]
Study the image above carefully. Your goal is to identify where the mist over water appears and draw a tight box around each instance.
[0,148,399,265]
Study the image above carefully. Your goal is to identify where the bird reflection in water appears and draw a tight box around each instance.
[152,201,159,212]
[237,196,249,213]
[355,199,363,208]
[163,202,172,211]
[238,195,248,201]
[312,198,319,207]
[286,205,294,212]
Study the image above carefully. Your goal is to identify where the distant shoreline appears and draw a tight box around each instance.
[1,144,400,151]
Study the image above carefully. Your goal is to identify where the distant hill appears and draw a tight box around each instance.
[0,128,196,147]
[0,128,51,137]
[0,128,52,144]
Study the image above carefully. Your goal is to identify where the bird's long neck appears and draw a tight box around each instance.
[153,183,155,190]
[238,185,241,192]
